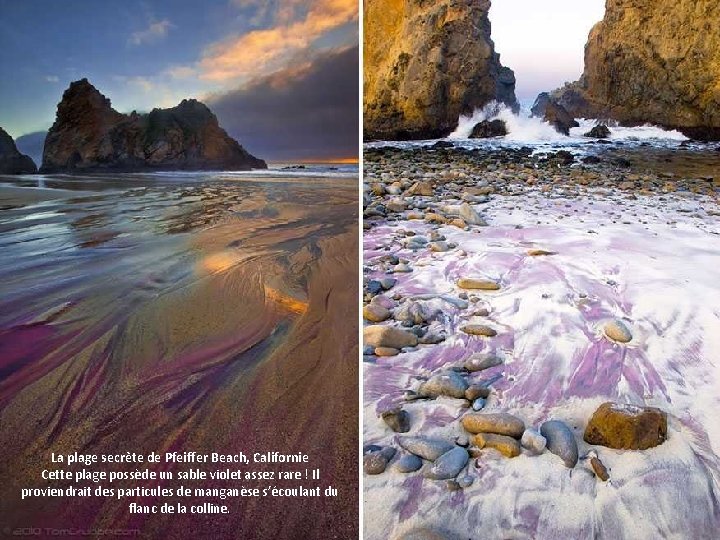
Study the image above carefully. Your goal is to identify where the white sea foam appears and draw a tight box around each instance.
[446,101,689,145]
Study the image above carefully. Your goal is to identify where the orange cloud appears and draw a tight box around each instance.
[200,0,357,81]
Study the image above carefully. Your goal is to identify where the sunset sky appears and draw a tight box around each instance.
[0,0,358,161]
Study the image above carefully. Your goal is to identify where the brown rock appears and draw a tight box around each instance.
[375,347,400,357]
[461,324,497,337]
[404,181,433,197]
[470,433,521,458]
[363,0,517,140]
[363,304,391,322]
[584,402,668,450]
[457,278,500,290]
[461,412,525,438]
[364,325,419,349]
[550,1,720,141]
[590,456,609,481]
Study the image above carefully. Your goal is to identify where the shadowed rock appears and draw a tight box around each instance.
[0,127,37,174]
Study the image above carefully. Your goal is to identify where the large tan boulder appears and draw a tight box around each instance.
[584,402,667,450]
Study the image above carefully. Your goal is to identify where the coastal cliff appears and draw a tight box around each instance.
[0,127,37,174]
[41,79,266,173]
[552,0,720,140]
[363,0,517,141]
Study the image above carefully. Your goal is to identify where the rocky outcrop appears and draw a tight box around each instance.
[0,127,37,174]
[41,79,266,173]
[363,0,517,141]
[469,119,507,139]
[531,93,578,136]
[552,0,720,140]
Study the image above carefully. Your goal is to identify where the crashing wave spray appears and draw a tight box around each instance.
[448,100,690,144]
[448,101,566,142]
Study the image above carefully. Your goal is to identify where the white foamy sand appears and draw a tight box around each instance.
[364,190,720,539]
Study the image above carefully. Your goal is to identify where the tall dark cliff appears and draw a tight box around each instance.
[552,0,720,140]
[0,127,37,174]
[363,0,517,141]
[41,79,266,173]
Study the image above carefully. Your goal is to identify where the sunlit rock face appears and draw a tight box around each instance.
[363,0,517,141]
[41,79,266,172]
[552,0,720,140]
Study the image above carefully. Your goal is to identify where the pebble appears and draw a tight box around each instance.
[375,347,399,357]
[457,475,474,488]
[363,304,391,322]
[464,353,503,372]
[541,420,579,468]
[394,263,413,273]
[425,447,469,480]
[393,453,423,473]
[590,456,610,481]
[471,398,486,411]
[458,202,487,226]
[604,319,633,343]
[363,447,396,475]
[465,384,491,400]
[418,371,468,399]
[461,412,525,438]
[520,428,547,454]
[364,325,419,349]
[398,436,455,461]
[461,324,497,337]
[381,407,411,433]
[457,278,501,291]
[470,433,521,458]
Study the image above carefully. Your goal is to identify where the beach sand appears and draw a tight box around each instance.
[0,173,358,538]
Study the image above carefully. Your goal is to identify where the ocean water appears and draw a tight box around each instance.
[365,101,709,154]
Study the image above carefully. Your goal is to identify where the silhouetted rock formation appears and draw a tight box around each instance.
[0,127,37,174]
[363,0,517,141]
[42,79,266,173]
[531,93,578,136]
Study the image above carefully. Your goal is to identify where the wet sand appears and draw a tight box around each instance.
[0,172,358,539]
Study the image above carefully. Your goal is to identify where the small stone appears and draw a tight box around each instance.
[471,398,486,411]
[461,413,525,438]
[604,319,633,343]
[425,447,469,480]
[375,347,399,357]
[364,325,419,349]
[379,278,397,290]
[363,444,382,455]
[470,433,521,458]
[428,241,450,252]
[418,371,468,399]
[446,480,461,491]
[364,451,390,475]
[458,202,487,226]
[583,402,667,450]
[465,385,491,400]
[393,453,423,473]
[457,278,501,291]
[528,249,556,256]
[394,263,413,273]
[541,420,579,468]
[363,304,391,322]
[381,407,411,433]
[590,456,609,481]
[461,325,497,337]
[520,428,547,454]
[464,353,502,372]
[397,436,455,461]
[404,181,434,197]
[457,475,474,488]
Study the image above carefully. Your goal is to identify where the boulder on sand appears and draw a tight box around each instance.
[364,325,418,349]
[461,412,525,438]
[584,402,667,450]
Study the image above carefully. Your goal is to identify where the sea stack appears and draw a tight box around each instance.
[0,127,37,174]
[550,0,720,140]
[41,79,266,173]
[363,0,517,140]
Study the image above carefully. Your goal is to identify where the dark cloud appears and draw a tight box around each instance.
[208,46,358,161]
